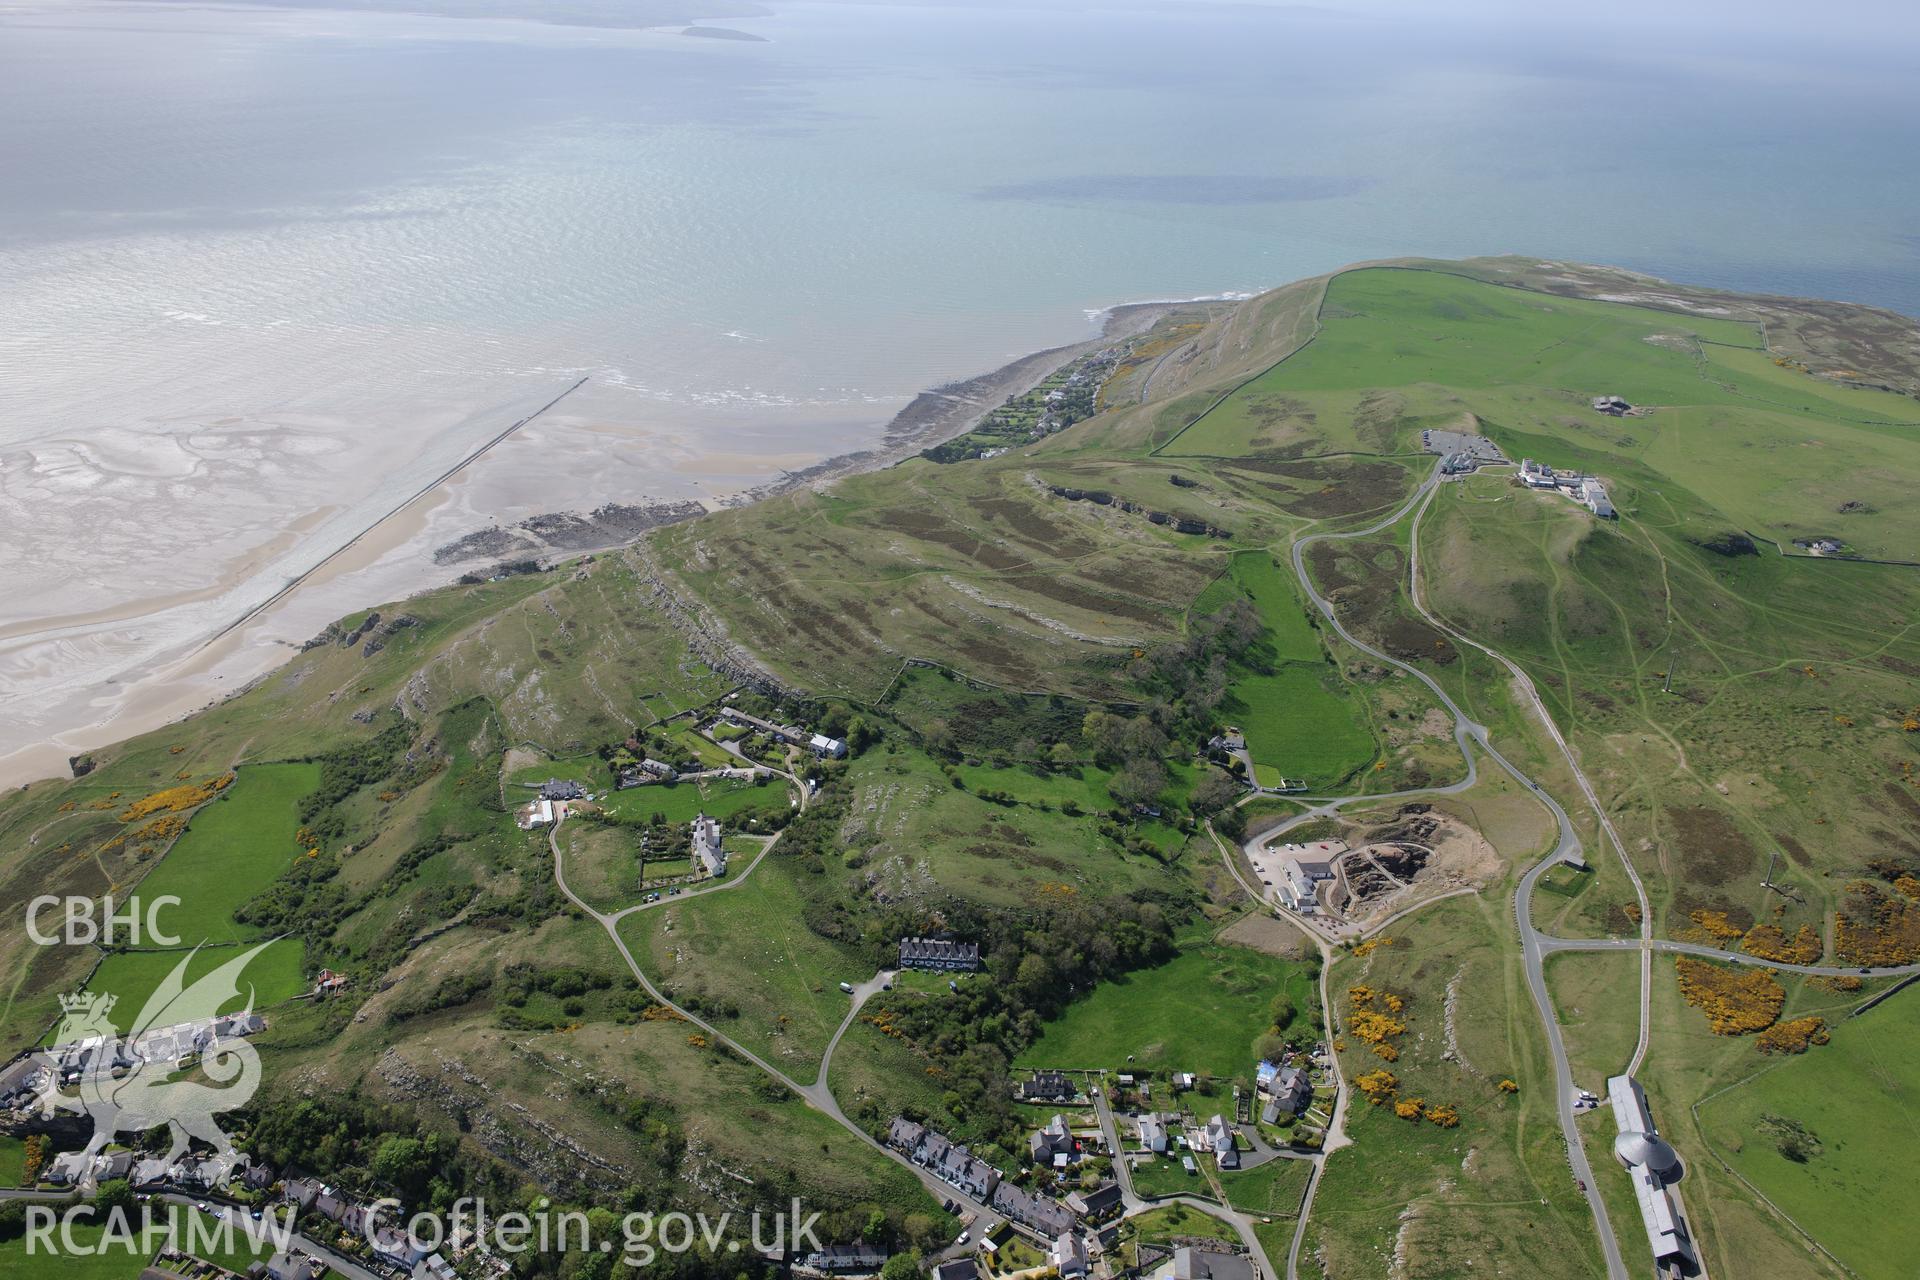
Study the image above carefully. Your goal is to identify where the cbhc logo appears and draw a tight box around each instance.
[26,895,182,947]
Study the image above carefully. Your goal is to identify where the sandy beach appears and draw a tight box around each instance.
[0,304,1177,788]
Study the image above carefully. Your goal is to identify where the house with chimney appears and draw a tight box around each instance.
[1028,1113,1076,1166]
[897,936,981,972]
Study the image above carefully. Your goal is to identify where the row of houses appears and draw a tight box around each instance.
[887,1117,1083,1240]
[715,706,847,759]
[1017,1069,1079,1104]
[42,1145,269,1198]
[887,1117,1000,1201]
[36,1151,471,1277]
[0,1012,270,1133]
[897,936,981,972]
[798,1242,890,1275]
[990,1178,1075,1238]
[285,1176,434,1272]
[36,1009,267,1089]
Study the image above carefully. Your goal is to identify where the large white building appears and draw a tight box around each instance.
[691,813,726,877]
[1607,1074,1695,1273]
[1580,477,1616,519]
[1269,839,1343,914]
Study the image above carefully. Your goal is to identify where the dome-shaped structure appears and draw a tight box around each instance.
[1614,1130,1681,1178]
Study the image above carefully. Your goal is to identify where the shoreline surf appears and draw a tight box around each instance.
[0,297,1199,790]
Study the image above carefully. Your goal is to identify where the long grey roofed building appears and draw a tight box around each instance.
[1607,1074,1696,1272]
[898,936,981,971]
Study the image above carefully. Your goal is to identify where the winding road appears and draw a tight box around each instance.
[547,748,1290,1274]
[1231,457,1920,1280]
[548,475,1920,1279]
[1236,460,1638,1278]
[549,762,1079,1256]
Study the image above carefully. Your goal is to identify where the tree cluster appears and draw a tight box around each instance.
[857,895,1175,1152]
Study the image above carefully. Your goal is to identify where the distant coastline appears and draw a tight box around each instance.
[0,295,1218,789]
[682,25,766,42]
[425,297,1219,573]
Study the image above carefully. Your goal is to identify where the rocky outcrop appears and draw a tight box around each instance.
[1044,485,1230,538]
[375,1047,628,1197]
[626,543,787,698]
[433,501,706,566]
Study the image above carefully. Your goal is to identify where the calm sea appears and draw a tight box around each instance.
[5,1,1918,448]
[1,0,1917,773]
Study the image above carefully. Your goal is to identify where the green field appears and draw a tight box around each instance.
[76,938,306,1027]
[1122,1201,1244,1247]
[1695,986,1920,1278]
[660,723,736,769]
[596,774,793,827]
[951,759,1120,810]
[1221,1154,1315,1217]
[557,823,652,911]
[1196,549,1375,791]
[1201,551,1326,663]
[0,1221,162,1280]
[1535,864,1594,898]
[839,746,1180,908]
[1230,664,1376,789]
[1130,1152,1209,1200]
[1170,267,1920,558]
[132,762,320,945]
[0,1134,23,1186]
[621,854,866,1072]
[0,1205,319,1280]
[1015,941,1316,1078]
[505,755,605,790]
[1544,950,1641,1089]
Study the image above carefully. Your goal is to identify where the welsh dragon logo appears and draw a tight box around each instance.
[36,943,273,1174]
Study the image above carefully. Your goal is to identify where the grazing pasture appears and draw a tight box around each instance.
[1695,985,1920,1280]
[77,939,307,1026]
[1015,941,1316,1078]
[596,774,792,827]
[132,762,320,945]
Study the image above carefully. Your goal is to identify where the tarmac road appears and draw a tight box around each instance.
[1269,461,1633,1280]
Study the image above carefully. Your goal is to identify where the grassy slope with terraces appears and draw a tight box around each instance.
[1,258,1918,1277]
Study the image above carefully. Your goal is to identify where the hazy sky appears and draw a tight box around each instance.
[880,0,1920,55]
